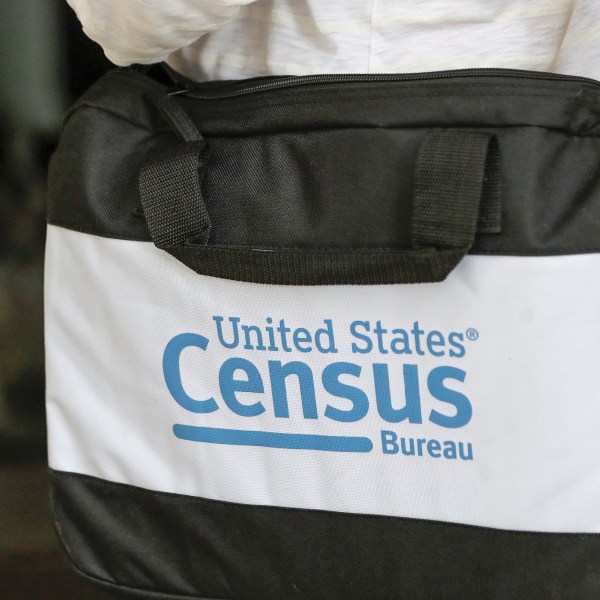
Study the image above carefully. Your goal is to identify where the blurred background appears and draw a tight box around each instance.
[0,1,112,597]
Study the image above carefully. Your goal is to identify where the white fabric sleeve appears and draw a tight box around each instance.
[66,0,258,66]
[552,0,600,80]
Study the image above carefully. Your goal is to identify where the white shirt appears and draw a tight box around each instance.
[67,0,600,81]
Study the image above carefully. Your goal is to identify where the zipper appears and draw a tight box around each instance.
[170,68,600,100]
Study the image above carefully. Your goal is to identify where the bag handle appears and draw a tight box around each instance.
[139,91,501,285]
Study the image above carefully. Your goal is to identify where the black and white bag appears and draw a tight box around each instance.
[46,67,600,599]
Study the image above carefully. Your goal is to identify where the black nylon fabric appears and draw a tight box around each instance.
[51,470,600,600]
[138,128,499,284]
[47,69,600,256]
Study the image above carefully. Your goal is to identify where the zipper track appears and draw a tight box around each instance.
[176,68,600,100]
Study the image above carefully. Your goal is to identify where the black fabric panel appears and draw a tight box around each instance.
[47,69,600,257]
[69,565,221,600]
[47,106,161,241]
[201,129,421,249]
[51,470,600,600]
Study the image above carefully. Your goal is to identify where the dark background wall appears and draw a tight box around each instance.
[0,2,111,597]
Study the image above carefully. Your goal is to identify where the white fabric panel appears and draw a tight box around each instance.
[45,225,600,533]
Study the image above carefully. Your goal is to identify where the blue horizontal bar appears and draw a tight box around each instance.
[173,424,373,453]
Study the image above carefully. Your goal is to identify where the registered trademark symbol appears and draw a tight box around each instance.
[466,328,479,341]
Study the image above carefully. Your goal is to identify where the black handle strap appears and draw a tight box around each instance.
[139,91,211,246]
[139,92,501,286]
[412,129,502,249]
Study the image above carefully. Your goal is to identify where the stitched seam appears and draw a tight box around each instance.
[67,100,600,139]
[45,222,600,256]
[47,220,151,241]
[69,561,227,600]
[184,88,600,113]
[51,469,600,538]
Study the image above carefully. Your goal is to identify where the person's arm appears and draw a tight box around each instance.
[66,0,257,66]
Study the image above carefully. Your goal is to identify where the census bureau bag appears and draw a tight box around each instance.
[45,65,600,599]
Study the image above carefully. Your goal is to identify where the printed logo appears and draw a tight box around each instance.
[163,316,476,461]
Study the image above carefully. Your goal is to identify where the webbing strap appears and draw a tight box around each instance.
[139,141,211,247]
[413,130,501,249]
[147,90,201,143]
[167,246,467,286]
[139,91,211,247]
[139,92,502,285]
